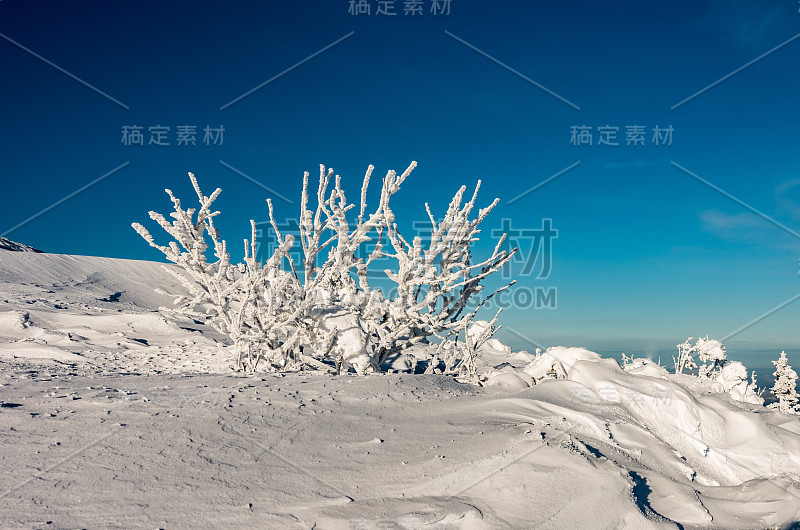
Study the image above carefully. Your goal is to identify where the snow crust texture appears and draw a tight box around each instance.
[1,252,800,529]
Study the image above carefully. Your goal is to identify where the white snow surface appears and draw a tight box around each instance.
[1,252,799,528]
[0,237,42,253]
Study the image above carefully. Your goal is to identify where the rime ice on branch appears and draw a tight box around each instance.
[133,162,516,375]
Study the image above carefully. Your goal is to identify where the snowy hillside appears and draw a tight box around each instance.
[1,252,799,528]
[0,251,229,373]
[0,237,42,253]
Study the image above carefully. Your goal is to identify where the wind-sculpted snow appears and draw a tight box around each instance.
[483,349,800,526]
[1,251,800,528]
[568,358,800,485]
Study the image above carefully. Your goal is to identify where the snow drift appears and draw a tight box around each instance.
[1,251,800,528]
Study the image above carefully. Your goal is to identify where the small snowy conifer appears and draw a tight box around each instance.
[768,351,799,413]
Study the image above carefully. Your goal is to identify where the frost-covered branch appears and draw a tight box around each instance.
[368,178,515,369]
[133,172,311,372]
[134,162,516,376]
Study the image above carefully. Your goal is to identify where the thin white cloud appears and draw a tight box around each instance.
[699,209,768,232]
[698,208,800,253]
[698,0,790,50]
[775,178,800,221]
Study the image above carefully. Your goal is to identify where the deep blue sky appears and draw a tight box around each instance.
[2,0,800,370]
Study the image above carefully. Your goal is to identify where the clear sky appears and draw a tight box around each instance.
[2,0,800,369]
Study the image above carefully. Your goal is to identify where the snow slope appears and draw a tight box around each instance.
[0,252,230,374]
[1,252,799,528]
[0,238,42,253]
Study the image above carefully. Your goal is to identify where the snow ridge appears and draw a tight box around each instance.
[0,237,42,253]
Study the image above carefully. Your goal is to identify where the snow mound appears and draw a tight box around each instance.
[624,357,669,379]
[523,346,602,381]
[566,359,800,486]
[484,357,800,526]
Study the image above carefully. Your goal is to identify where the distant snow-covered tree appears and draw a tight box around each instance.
[768,351,799,413]
[672,336,766,405]
[621,353,632,367]
[673,336,725,376]
[710,361,763,406]
[695,335,726,369]
[673,338,697,374]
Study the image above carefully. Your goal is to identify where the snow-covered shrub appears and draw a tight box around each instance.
[673,338,697,374]
[710,361,763,405]
[696,335,726,368]
[363,174,515,372]
[670,336,762,404]
[131,173,321,371]
[432,313,502,384]
[285,162,515,374]
[672,335,726,376]
[133,162,515,374]
[768,351,799,413]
